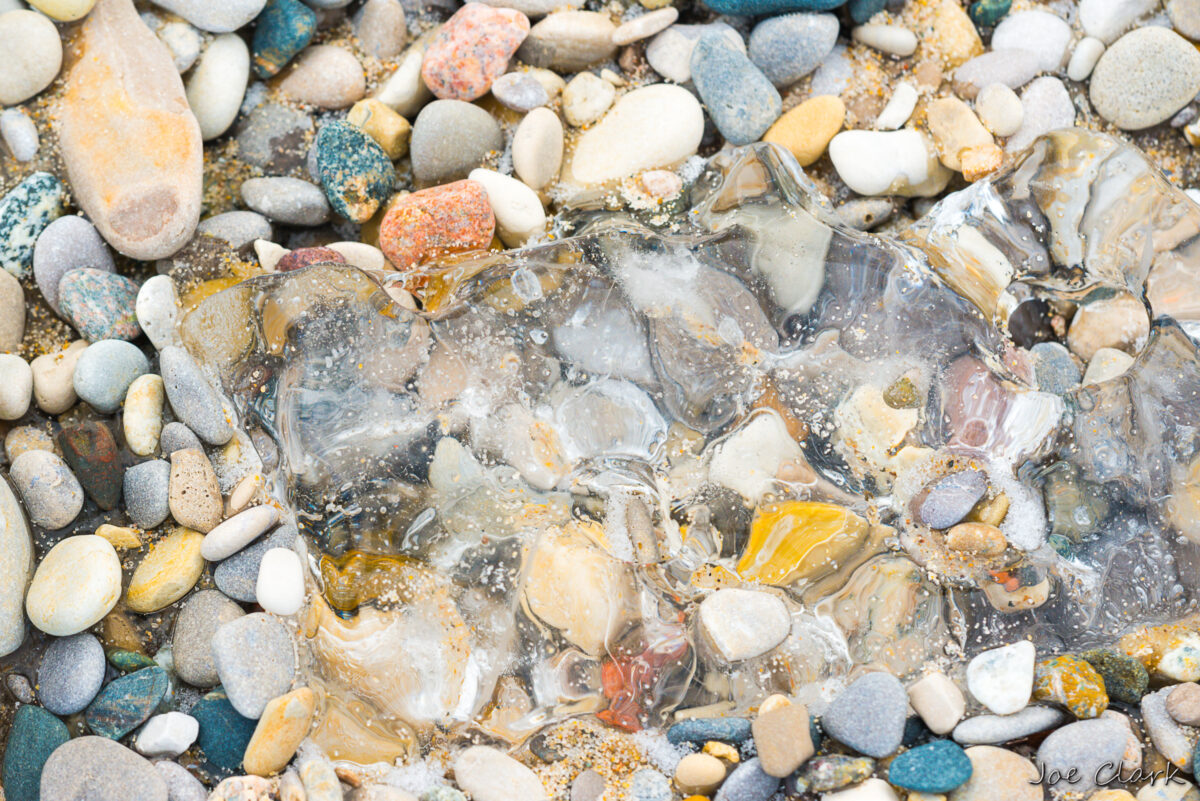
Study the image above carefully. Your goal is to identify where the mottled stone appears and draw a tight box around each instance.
[3,705,70,801]
[690,33,781,146]
[421,3,529,101]
[193,689,258,773]
[822,672,908,758]
[0,171,65,277]
[409,99,504,185]
[315,120,396,223]
[212,612,297,718]
[378,179,495,270]
[58,421,123,510]
[33,215,114,311]
[40,736,167,801]
[125,527,205,613]
[160,345,234,446]
[85,666,171,740]
[251,0,317,78]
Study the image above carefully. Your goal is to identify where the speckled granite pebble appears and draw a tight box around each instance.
[0,171,65,277]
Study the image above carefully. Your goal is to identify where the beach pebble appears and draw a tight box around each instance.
[202,504,280,561]
[1036,717,1131,793]
[241,177,331,226]
[698,588,791,662]
[518,10,616,72]
[214,525,295,602]
[58,269,140,342]
[135,712,199,757]
[5,427,53,463]
[966,641,1035,715]
[315,119,396,223]
[748,13,837,87]
[828,130,952,196]
[161,345,234,446]
[73,338,149,414]
[822,672,908,758]
[123,459,171,529]
[1080,0,1157,42]
[156,757,209,801]
[1091,27,1200,130]
[0,270,22,352]
[469,168,547,246]
[28,0,97,20]
[925,97,993,172]
[1167,682,1200,725]
[56,0,202,261]
[26,535,120,634]
[1007,77,1074,152]
[614,7,677,45]
[421,3,530,101]
[372,38,433,117]
[918,469,987,529]
[0,171,66,278]
[378,179,495,269]
[951,705,1067,744]
[346,98,411,160]
[191,689,258,772]
[256,547,304,616]
[908,672,966,735]
[1142,687,1194,771]
[1081,648,1148,703]
[973,83,1022,137]
[148,0,265,32]
[136,274,181,351]
[235,102,314,173]
[125,527,204,613]
[0,354,31,420]
[691,32,781,146]
[752,700,814,777]
[169,448,223,533]
[58,420,122,510]
[674,753,726,795]
[279,45,365,109]
[1068,36,1105,82]
[0,10,62,105]
[667,717,752,745]
[251,0,317,77]
[1066,291,1150,361]
[186,33,250,140]
[713,758,779,801]
[647,22,743,83]
[991,11,1070,72]
[953,49,1041,98]
[160,422,203,456]
[851,24,918,57]
[763,94,844,166]
[455,746,549,801]
[563,71,615,126]
[173,589,246,687]
[154,19,204,73]
[569,84,703,185]
[213,612,297,718]
[410,99,504,185]
[30,340,86,414]
[199,212,272,254]
[949,746,1040,801]
[887,740,972,793]
[1,108,38,162]
[243,687,316,775]
[276,246,344,273]
[355,0,407,58]
[33,215,114,312]
[512,107,564,190]
[491,71,549,111]
[124,374,165,457]
[40,736,167,801]
[10,449,85,531]
[875,81,918,129]
[38,631,106,715]
[3,705,69,801]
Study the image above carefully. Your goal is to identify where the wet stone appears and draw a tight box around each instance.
[212,612,297,718]
[821,672,908,758]
[38,631,106,715]
[33,215,114,312]
[795,755,874,793]
[667,716,753,745]
[3,704,70,801]
[887,739,972,793]
[251,0,317,77]
[160,422,203,456]
[214,525,297,602]
[0,171,65,278]
[192,689,259,774]
[315,120,396,224]
[1036,717,1130,793]
[1167,682,1200,726]
[713,757,779,801]
[72,339,150,414]
[58,421,123,511]
[161,345,234,446]
[1032,655,1109,719]
[57,269,140,342]
[85,666,170,740]
[918,469,988,529]
[951,705,1065,745]
[123,459,171,530]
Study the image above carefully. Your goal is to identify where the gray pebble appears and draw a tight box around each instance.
[952,705,1066,745]
[837,198,894,231]
[40,736,168,801]
[820,672,907,758]
[214,525,297,602]
[211,612,296,718]
[123,460,172,530]
[1,108,38,162]
[38,632,106,715]
[10,450,84,530]
[159,423,203,457]
[1142,687,1194,772]
[647,22,744,84]
[410,100,504,185]
[748,13,838,88]
[1030,341,1081,395]
[490,72,549,112]
[690,32,781,146]
[628,768,670,801]
[154,761,207,801]
[33,216,115,313]
[6,672,35,704]
[72,339,150,415]
[160,346,234,446]
[953,49,1041,97]
[713,758,779,801]
[235,102,315,173]
[917,469,987,529]
[1089,26,1200,130]
[1170,0,1200,39]
[1035,717,1130,793]
[197,211,272,254]
[173,589,245,688]
[809,43,852,96]
[570,769,606,801]
[240,177,330,227]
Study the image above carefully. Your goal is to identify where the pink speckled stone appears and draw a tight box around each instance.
[378,179,495,270]
[420,3,530,101]
[276,246,346,272]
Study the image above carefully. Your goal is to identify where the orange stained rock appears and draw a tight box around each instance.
[737,501,869,586]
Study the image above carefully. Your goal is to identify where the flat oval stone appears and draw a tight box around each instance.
[278,45,365,110]
[713,757,780,801]
[124,374,165,457]
[888,739,973,792]
[33,216,114,311]
[454,746,549,801]
[10,450,85,530]
[918,469,988,529]
[0,354,32,421]
[58,420,123,510]
[160,345,234,446]
[85,665,170,740]
[148,0,266,32]
[57,269,141,342]
[186,33,250,140]
[951,705,1065,744]
[252,0,316,77]
[1090,26,1200,130]
[410,99,504,185]
[3,705,70,801]
[26,535,121,635]
[243,687,316,776]
[749,12,839,87]
[173,589,246,687]
[72,338,150,414]
[193,689,258,773]
[0,473,32,657]
[0,171,66,278]
[821,672,908,758]
[949,746,1040,801]
[168,447,223,533]
[315,120,396,223]
[422,3,529,101]
[40,736,167,801]
[256,547,304,616]
[517,11,616,72]
[38,632,107,715]
[0,269,22,351]
[56,0,203,260]
[1036,718,1130,793]
[698,588,791,662]
[126,527,205,613]
[690,32,781,146]
[155,761,207,801]
[241,176,331,226]
[512,106,563,190]
[355,0,407,58]
[0,10,62,105]
[202,504,280,561]
[212,612,297,718]
[666,717,753,745]
[0,108,38,162]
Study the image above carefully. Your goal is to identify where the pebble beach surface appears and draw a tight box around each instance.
[3,0,1200,798]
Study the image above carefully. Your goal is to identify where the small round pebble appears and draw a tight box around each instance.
[123,459,172,530]
[1,108,38,162]
[10,449,84,530]
[410,99,504,185]
[0,354,32,420]
[713,758,779,801]
[241,177,331,226]
[512,106,564,190]
[887,739,973,792]
[33,216,114,313]
[160,421,204,456]
[278,45,366,110]
[690,32,781,146]
[155,762,208,801]
[173,589,247,688]
[202,504,281,561]
[251,0,317,78]
[974,83,1022,137]
[748,12,838,87]
[186,33,251,140]
[212,612,298,718]
[0,10,63,105]
[30,340,87,415]
[135,274,181,351]
[72,339,150,414]
[38,631,106,715]
[490,71,550,111]
[57,268,141,342]
[256,547,304,615]
[821,672,908,758]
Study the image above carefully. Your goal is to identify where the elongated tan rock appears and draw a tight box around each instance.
[55,0,202,260]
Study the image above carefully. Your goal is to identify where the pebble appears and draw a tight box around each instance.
[25,536,119,637]
[973,83,1022,137]
[828,130,951,197]
[73,339,149,414]
[58,269,140,342]
[1066,291,1150,361]
[627,768,670,801]
[123,376,165,458]
[1068,36,1106,82]
[953,49,1041,98]
[199,212,272,254]
[925,97,992,172]
[563,72,615,127]
[169,448,224,533]
[10,450,85,530]
[674,753,726,795]
[378,179,495,270]
[126,527,205,612]
[713,758,779,801]
[822,672,908,758]
[410,100,503,185]
[454,746,548,801]
[518,10,617,72]
[647,23,743,84]
[698,588,791,662]
[241,177,331,226]
[315,120,396,223]
[213,612,297,718]
[752,700,813,777]
[887,740,972,793]
[1036,717,1131,793]
[1029,341,1081,395]
[512,107,564,190]
[1007,77,1074,152]
[38,631,106,715]
[569,84,703,185]
[373,37,434,117]
[613,7,677,45]
[3,705,70,801]
[422,3,530,101]
[1032,655,1109,719]
[202,505,280,561]
[192,689,258,772]
[948,746,1040,801]
[1092,28,1200,130]
[173,590,245,688]
[243,687,315,776]
[154,19,204,72]
[58,421,122,510]
[851,24,918,57]
[0,270,22,351]
[96,524,142,550]
[1081,648,1148,703]
[160,345,234,446]
[85,665,170,739]
[0,472,31,658]
[257,547,304,616]
[160,422,203,456]
[763,97,844,165]
[1,172,66,278]
[148,0,265,32]
[252,0,317,77]
[28,341,84,414]
[918,469,988,529]
[490,72,550,111]
[990,11,1070,73]
[216,525,296,602]
[40,735,168,801]
[346,99,411,160]
[0,10,62,105]
[355,0,407,58]
[1,108,38,162]
[278,45,366,109]
[235,102,314,173]
[875,81,918,129]
[1143,687,1194,771]
[186,33,251,140]
[135,712,199,757]
[156,762,208,801]
[966,641,1034,715]
[56,0,203,261]
[0,354,32,420]
[690,32,781,146]
[28,0,97,20]
[748,13,838,87]
[469,168,547,246]
[1168,682,1200,726]
[136,275,182,351]
[907,672,966,735]
[952,706,1065,744]
[34,216,114,313]
[1080,0,1157,42]
[276,246,345,273]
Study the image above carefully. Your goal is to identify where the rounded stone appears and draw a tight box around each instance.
[126,527,205,613]
[748,12,838,87]
[690,32,781,146]
[0,354,32,420]
[29,340,86,415]
[1090,27,1200,130]
[888,739,973,793]
[38,631,106,715]
[33,216,115,313]
[214,525,297,603]
[160,345,234,446]
[3,705,70,801]
[821,672,909,758]
[135,274,181,351]
[147,0,266,32]
[9,449,84,530]
[256,547,304,616]
[185,33,251,140]
[0,269,23,352]
[160,422,203,456]
[410,99,504,185]
[173,589,246,688]
[168,447,223,534]
[512,106,563,191]
[315,120,396,223]
[763,95,845,166]
[279,45,365,110]
[72,339,150,414]
[490,71,549,111]
[517,10,616,72]
[241,177,330,226]
[0,10,63,105]
[57,268,141,342]
[40,736,168,801]
[124,374,165,457]
[698,588,791,662]
[28,0,96,21]
[26,535,121,635]
[420,3,530,101]
[468,168,546,246]
[212,612,297,718]
[251,0,317,78]
[202,504,281,561]
[948,746,1040,801]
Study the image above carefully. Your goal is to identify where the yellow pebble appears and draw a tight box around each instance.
[124,528,205,613]
[758,694,791,715]
[347,98,411,160]
[95,524,142,550]
[945,522,1007,555]
[703,741,740,763]
[762,96,845,167]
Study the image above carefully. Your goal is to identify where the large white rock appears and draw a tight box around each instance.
[25,535,122,636]
[185,33,250,141]
[708,412,805,501]
[1080,0,1157,42]
[828,130,952,197]
[0,475,32,657]
[966,640,1036,715]
[698,588,791,662]
[468,168,546,247]
[990,11,1071,73]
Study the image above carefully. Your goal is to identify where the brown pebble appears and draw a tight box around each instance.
[751,699,814,778]
[960,143,1003,182]
[168,447,223,533]
[945,522,1007,555]
[1167,682,1200,725]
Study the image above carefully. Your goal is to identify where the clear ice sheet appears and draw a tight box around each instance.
[181,129,1200,761]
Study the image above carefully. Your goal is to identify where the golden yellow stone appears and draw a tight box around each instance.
[703,741,740,763]
[244,687,317,776]
[95,524,142,550]
[960,143,1003,182]
[945,522,1007,556]
[737,501,869,586]
[347,98,412,160]
[124,528,204,613]
[967,491,1009,526]
[1032,655,1108,718]
[762,96,845,167]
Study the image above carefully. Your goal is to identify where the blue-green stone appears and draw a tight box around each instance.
[106,649,157,672]
[969,0,1011,27]
[888,739,973,793]
[0,172,65,277]
[665,716,752,744]
[316,120,396,223]
[252,0,317,78]
[84,666,169,740]
[192,689,257,775]
[2,705,69,801]
[849,0,887,22]
[1081,648,1149,704]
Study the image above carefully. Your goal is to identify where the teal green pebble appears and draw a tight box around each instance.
[316,120,396,224]
[252,0,318,78]
[969,0,1011,27]
[666,716,752,744]
[2,705,69,801]
[106,649,157,673]
[192,689,257,775]
[0,172,65,278]
[57,269,141,342]
[888,740,973,793]
[701,0,845,14]
[84,666,170,740]
[1081,648,1149,704]
[849,0,887,22]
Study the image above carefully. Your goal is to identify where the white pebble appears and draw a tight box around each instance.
[1068,36,1105,81]
[185,33,250,141]
[157,19,204,73]
[0,108,38,162]
[851,24,917,57]
[30,341,86,415]
[0,354,31,421]
[201,504,281,561]
[135,712,199,757]
[254,239,289,271]
[612,7,678,46]
[823,778,899,801]
[372,39,432,118]
[698,588,791,662]
[875,81,918,130]
[512,107,564,191]
[25,535,120,636]
[0,9,62,105]
[326,241,385,271]
[136,275,181,351]
[828,129,952,197]
[256,548,304,616]
[974,83,1023,137]
[562,71,615,127]
[469,168,547,247]
[991,10,1071,73]
[966,640,1036,715]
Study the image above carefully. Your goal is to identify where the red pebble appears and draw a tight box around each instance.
[276,246,347,272]
[378,179,495,270]
[420,3,530,101]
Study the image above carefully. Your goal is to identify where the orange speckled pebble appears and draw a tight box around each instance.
[420,2,530,101]
[378,179,496,270]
